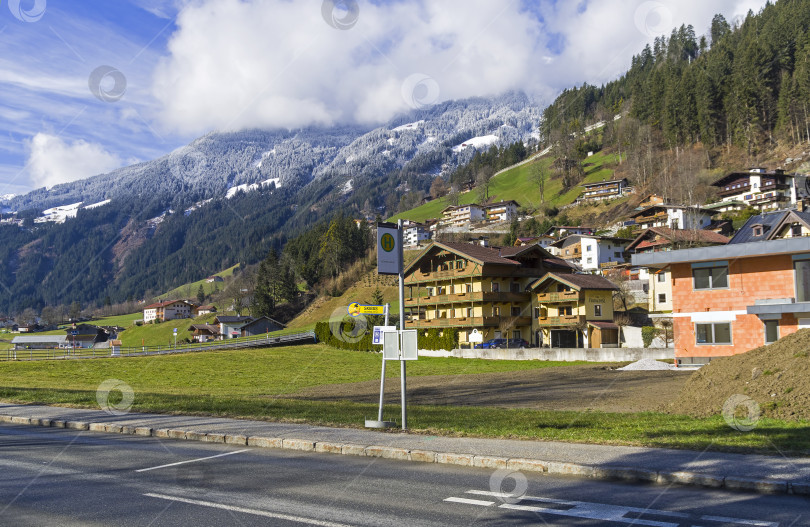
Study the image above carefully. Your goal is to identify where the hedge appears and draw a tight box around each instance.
[315,321,458,351]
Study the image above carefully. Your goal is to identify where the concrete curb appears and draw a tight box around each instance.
[1,414,806,496]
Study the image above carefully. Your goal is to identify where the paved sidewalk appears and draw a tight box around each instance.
[2,403,809,495]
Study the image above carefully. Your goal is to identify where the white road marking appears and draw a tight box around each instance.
[446,490,779,527]
[700,516,778,527]
[144,493,355,526]
[498,502,679,527]
[135,449,249,472]
[443,497,495,507]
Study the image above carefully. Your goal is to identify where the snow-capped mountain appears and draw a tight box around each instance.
[8,92,541,213]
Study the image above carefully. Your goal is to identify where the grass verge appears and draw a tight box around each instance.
[0,387,807,455]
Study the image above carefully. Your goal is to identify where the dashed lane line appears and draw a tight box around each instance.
[135,449,249,472]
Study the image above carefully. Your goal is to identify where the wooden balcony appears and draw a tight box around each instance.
[405,316,532,329]
[404,291,530,306]
[536,315,585,327]
[536,291,582,303]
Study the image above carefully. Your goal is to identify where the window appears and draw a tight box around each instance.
[586,245,593,252]
[693,265,728,290]
[491,282,500,292]
[466,307,473,317]
[512,330,521,340]
[511,307,521,316]
[510,282,520,293]
[560,306,573,316]
[658,293,666,304]
[614,251,621,257]
[534,307,540,318]
[657,273,666,283]
[792,224,802,237]
[695,323,732,344]
[586,257,593,264]
[795,260,810,302]
[764,320,779,344]
[466,284,472,293]
[493,306,500,316]
[594,304,602,317]
[752,225,763,236]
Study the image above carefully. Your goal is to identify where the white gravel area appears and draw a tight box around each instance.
[618,358,677,371]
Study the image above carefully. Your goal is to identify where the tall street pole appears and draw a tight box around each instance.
[398,219,407,430]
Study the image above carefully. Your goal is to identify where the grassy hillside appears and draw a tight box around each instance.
[390,151,619,223]
[158,264,239,301]
[117,313,218,347]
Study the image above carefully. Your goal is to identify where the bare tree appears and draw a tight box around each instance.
[530,161,548,204]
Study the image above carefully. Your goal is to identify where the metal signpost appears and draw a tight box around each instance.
[173,328,177,348]
[365,220,416,430]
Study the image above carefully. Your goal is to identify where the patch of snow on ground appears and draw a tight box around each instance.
[83,199,111,210]
[345,155,356,164]
[387,137,396,145]
[618,358,677,371]
[391,120,424,132]
[452,134,499,153]
[225,178,281,199]
[254,150,275,168]
[341,179,353,195]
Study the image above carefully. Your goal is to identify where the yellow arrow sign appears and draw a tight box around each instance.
[348,302,386,316]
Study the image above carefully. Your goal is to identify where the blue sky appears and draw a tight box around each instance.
[0,0,765,197]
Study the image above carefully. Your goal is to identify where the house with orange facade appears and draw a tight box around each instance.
[632,234,810,365]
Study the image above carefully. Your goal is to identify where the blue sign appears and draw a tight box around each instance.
[70,331,78,336]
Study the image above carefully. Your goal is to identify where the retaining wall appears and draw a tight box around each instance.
[419,347,673,361]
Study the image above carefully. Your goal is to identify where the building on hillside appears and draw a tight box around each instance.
[727,209,810,244]
[214,315,253,339]
[531,272,620,348]
[194,304,217,316]
[403,223,431,247]
[64,324,107,349]
[190,324,220,342]
[515,235,556,250]
[630,205,714,231]
[632,236,810,365]
[439,204,485,228]
[403,241,573,347]
[483,200,519,223]
[577,178,630,203]
[550,235,633,273]
[710,167,809,211]
[240,316,285,337]
[542,225,595,238]
[637,194,666,209]
[626,227,730,314]
[206,275,224,283]
[143,300,194,323]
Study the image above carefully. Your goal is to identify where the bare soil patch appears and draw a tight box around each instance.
[289,364,691,413]
[669,329,810,420]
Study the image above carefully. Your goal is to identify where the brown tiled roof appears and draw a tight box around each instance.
[532,272,619,291]
[627,227,730,251]
[433,242,521,265]
[144,300,186,309]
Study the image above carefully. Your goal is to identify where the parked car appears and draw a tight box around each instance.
[474,338,529,349]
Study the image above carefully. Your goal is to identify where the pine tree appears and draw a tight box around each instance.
[196,284,206,305]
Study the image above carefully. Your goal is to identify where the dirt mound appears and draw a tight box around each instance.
[669,329,810,420]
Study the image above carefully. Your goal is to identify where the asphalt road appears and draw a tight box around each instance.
[0,424,807,526]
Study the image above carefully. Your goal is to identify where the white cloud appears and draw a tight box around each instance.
[151,0,766,135]
[26,133,123,189]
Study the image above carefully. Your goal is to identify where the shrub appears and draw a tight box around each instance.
[641,326,658,347]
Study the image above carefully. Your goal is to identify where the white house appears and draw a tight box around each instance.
[578,235,633,273]
[440,204,485,227]
[710,168,810,211]
[631,205,714,231]
[483,200,519,223]
[143,300,194,323]
[403,223,431,247]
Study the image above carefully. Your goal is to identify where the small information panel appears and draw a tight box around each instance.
[372,325,396,345]
[382,331,399,360]
[400,330,418,360]
[468,329,483,343]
